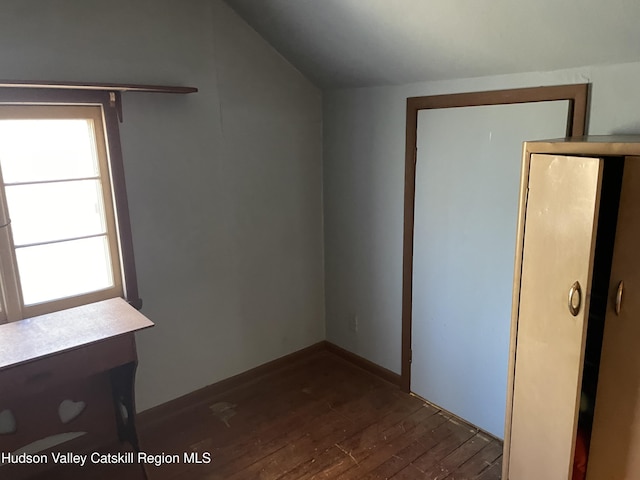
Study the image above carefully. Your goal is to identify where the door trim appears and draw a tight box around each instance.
[400,84,589,392]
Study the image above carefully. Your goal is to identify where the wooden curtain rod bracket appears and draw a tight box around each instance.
[109,91,124,123]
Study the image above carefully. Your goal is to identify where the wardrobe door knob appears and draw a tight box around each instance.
[568,281,582,316]
[615,281,624,316]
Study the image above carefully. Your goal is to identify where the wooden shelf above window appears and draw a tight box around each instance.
[0,80,197,94]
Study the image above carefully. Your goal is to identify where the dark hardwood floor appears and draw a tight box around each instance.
[21,350,502,479]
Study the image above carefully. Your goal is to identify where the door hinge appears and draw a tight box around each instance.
[409,349,413,364]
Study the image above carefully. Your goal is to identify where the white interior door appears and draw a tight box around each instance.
[412,101,569,437]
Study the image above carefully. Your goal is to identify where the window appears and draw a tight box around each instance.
[0,90,140,323]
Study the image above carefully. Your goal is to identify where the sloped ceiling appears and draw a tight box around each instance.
[224,0,640,89]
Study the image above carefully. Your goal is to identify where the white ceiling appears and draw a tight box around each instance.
[223,0,640,89]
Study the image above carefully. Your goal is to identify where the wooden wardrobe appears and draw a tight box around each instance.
[503,137,640,480]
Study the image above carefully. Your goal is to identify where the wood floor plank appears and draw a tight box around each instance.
[275,393,427,480]
[419,432,492,479]
[158,357,352,479]
[179,357,404,479]
[391,416,482,479]
[227,400,383,479]
[181,365,390,479]
[326,409,449,479]
[447,439,503,479]
[475,459,503,480]
[390,463,425,480]
[146,354,335,447]
[18,350,503,480]
[127,357,365,480]
[361,413,477,480]
[224,385,424,479]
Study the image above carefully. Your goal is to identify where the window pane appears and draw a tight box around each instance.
[6,180,106,246]
[16,236,114,305]
[0,119,99,183]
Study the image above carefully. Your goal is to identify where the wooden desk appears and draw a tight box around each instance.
[0,298,153,454]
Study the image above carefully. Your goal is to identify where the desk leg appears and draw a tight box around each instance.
[110,362,149,480]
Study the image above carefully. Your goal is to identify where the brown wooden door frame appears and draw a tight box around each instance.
[400,84,589,392]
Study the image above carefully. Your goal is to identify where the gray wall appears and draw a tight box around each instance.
[0,0,324,411]
[323,62,640,431]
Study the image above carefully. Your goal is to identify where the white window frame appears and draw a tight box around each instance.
[0,105,124,322]
[0,88,140,324]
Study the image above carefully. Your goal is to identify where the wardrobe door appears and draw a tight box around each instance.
[587,157,640,479]
[508,154,603,480]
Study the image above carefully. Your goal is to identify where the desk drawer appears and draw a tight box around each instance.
[0,334,136,401]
